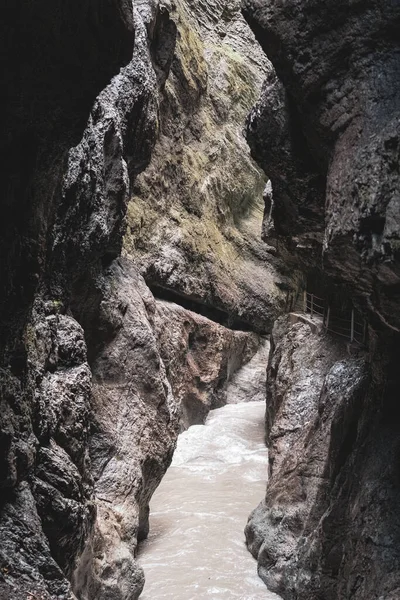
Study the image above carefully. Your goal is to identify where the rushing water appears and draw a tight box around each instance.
[138,401,281,599]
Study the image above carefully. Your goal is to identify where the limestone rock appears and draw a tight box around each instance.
[72,260,180,600]
[246,316,400,600]
[224,337,270,405]
[154,299,261,427]
[0,483,72,600]
[72,259,263,598]
[124,0,297,333]
[242,3,400,597]
[0,304,95,599]
[0,2,162,597]
[242,0,400,333]
[0,0,135,355]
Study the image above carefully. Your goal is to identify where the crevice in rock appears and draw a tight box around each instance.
[147,282,264,333]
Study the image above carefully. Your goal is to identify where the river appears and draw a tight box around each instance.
[138,400,281,599]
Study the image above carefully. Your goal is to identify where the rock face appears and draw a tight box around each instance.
[246,317,400,600]
[0,3,162,598]
[155,300,260,427]
[72,260,180,600]
[241,2,400,598]
[0,0,135,356]
[71,259,261,600]
[1,1,278,597]
[0,308,95,600]
[124,0,297,333]
[224,337,270,405]
[242,0,400,332]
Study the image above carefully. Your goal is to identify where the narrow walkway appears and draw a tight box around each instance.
[138,402,281,599]
[290,291,367,345]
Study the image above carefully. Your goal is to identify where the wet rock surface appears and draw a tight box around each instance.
[245,316,400,600]
[154,300,261,427]
[124,0,296,333]
[241,2,400,598]
[242,0,400,332]
[1,0,278,595]
[1,2,161,597]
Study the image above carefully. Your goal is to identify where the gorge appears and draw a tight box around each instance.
[1,1,399,600]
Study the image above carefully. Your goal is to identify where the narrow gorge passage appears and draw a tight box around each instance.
[138,349,282,600]
[2,1,399,599]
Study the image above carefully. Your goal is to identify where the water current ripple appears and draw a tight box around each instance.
[138,401,282,600]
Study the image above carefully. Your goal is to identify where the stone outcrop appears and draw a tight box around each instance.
[241,2,400,598]
[0,0,136,357]
[71,259,263,599]
[224,337,270,405]
[242,0,400,333]
[0,307,95,600]
[246,317,400,600]
[71,260,180,600]
[124,0,297,333]
[1,3,162,598]
[155,300,260,427]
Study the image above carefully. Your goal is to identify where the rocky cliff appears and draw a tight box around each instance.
[1,3,162,598]
[242,0,400,331]
[0,1,281,599]
[123,0,298,333]
[242,1,400,598]
[4,0,398,597]
[246,316,400,600]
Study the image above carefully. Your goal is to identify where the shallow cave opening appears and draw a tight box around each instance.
[147,282,261,333]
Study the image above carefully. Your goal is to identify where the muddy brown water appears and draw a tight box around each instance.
[138,401,282,599]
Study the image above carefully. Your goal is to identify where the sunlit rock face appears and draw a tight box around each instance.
[124,0,298,334]
[242,1,400,597]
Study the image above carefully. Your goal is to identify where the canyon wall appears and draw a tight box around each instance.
[242,0,400,329]
[1,3,145,598]
[242,1,400,598]
[0,1,282,598]
[124,0,298,332]
[4,0,398,598]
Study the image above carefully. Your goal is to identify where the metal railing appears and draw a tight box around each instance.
[290,291,367,345]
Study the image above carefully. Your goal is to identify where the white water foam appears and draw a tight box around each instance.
[138,401,282,599]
